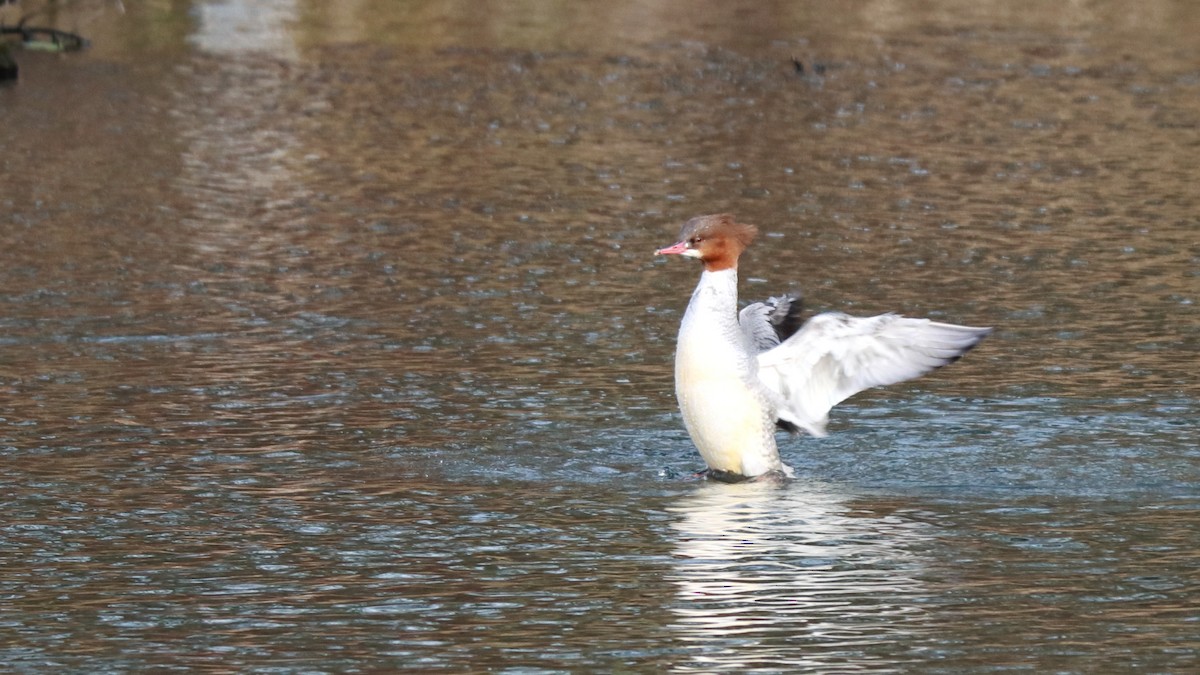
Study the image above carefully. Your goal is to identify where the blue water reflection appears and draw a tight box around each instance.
[669,481,934,670]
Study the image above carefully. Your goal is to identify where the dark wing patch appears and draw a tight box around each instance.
[775,418,802,434]
[763,292,805,342]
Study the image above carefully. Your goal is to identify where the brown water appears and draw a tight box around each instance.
[2,1,1198,671]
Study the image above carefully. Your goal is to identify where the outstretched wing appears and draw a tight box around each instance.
[755,312,991,436]
[738,292,805,353]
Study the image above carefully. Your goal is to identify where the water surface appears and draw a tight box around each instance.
[2,1,1198,671]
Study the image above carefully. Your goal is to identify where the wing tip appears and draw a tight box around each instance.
[935,324,992,367]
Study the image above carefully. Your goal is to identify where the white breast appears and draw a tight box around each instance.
[673,270,782,476]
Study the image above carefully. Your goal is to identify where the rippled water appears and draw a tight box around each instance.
[2,1,1199,671]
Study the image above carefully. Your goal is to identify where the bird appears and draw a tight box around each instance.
[654,213,991,481]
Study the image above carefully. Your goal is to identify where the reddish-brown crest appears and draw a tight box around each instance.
[676,213,758,272]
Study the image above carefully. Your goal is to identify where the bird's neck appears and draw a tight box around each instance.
[679,268,742,348]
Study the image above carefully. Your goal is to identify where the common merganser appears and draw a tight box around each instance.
[655,213,991,481]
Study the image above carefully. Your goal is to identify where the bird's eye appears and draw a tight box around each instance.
[689,237,702,246]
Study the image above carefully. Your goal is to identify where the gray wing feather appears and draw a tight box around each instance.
[739,293,804,353]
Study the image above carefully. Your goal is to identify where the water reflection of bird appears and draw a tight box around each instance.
[656,214,991,480]
[668,481,932,671]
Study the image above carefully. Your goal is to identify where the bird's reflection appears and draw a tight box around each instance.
[668,480,934,671]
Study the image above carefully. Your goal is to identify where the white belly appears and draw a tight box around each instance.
[675,339,779,476]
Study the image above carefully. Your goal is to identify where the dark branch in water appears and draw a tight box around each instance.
[2,25,90,52]
[0,47,12,81]
[0,17,90,80]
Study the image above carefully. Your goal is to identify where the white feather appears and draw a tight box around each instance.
[755,312,991,437]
